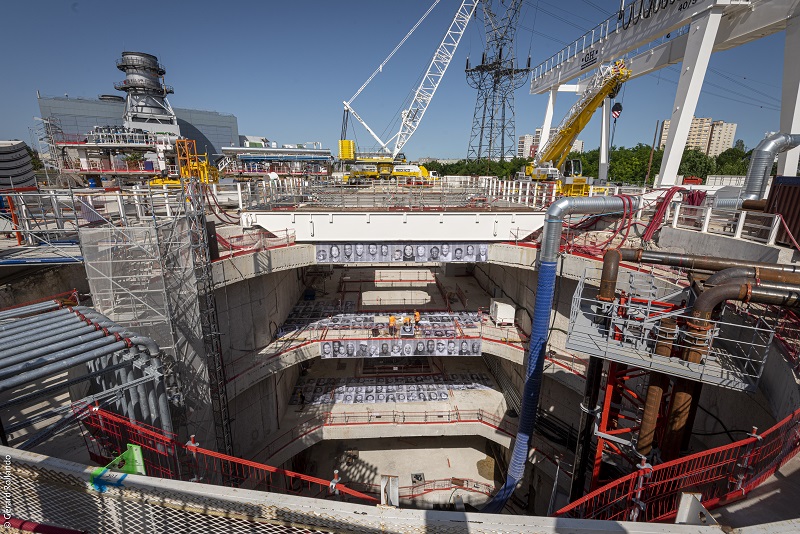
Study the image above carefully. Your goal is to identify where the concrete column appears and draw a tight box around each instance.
[778,15,800,176]
[599,98,611,183]
[656,9,724,187]
[539,88,558,155]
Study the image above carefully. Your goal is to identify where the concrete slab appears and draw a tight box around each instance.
[300,436,498,509]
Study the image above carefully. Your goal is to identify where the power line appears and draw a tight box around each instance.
[580,0,610,15]
[651,73,780,111]
[663,66,780,109]
[523,0,592,32]
[527,0,600,27]
[708,67,780,103]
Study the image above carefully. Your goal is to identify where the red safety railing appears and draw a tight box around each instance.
[214,229,296,260]
[554,406,800,522]
[253,408,517,463]
[75,405,378,504]
[352,477,495,499]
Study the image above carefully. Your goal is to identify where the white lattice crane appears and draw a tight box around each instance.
[341,0,479,160]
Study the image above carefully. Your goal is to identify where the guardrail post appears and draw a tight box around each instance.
[49,191,64,230]
[629,458,652,522]
[116,191,127,226]
[671,204,681,229]
[734,211,747,239]
[701,206,713,233]
[588,185,594,197]
[162,185,172,217]
[733,426,761,492]
[237,183,243,211]
[767,215,781,245]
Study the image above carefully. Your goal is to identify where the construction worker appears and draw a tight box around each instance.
[389,314,397,337]
[403,315,411,334]
[414,310,421,331]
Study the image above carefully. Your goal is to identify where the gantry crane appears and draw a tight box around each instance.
[523,60,631,196]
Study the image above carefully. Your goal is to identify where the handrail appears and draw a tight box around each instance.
[555,405,800,521]
[76,406,378,504]
[352,477,495,499]
[254,408,517,462]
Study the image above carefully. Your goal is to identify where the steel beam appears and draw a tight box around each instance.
[779,16,800,176]
[599,98,611,183]
[656,8,724,187]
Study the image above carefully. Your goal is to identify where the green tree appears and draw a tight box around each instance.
[122,152,144,164]
[734,139,746,151]
[678,148,716,179]
[25,147,43,171]
[715,147,748,176]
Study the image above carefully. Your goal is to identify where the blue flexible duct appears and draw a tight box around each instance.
[483,259,557,512]
[483,194,641,514]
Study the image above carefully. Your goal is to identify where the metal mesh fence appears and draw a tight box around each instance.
[4,444,553,534]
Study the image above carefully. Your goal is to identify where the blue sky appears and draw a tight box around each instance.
[0,0,788,159]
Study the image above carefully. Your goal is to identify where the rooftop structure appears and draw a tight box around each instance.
[0,140,36,188]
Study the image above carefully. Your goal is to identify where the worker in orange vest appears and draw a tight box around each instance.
[389,314,397,336]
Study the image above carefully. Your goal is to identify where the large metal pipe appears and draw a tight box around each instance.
[661,281,800,458]
[0,309,75,339]
[0,300,61,322]
[0,336,123,382]
[78,307,172,433]
[704,267,800,287]
[715,132,800,208]
[0,320,101,359]
[0,342,128,394]
[0,330,111,370]
[598,249,622,302]
[77,308,161,357]
[637,317,677,456]
[571,248,625,499]
[621,249,800,274]
[152,357,173,435]
[484,195,641,513]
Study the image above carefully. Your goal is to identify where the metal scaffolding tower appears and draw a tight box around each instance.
[176,139,233,457]
[466,0,529,161]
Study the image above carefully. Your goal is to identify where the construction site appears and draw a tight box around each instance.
[2,1,800,533]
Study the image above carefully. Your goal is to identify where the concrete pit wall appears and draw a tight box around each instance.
[0,264,90,308]
[214,266,306,459]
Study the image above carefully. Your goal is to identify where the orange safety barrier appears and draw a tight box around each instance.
[555,405,800,522]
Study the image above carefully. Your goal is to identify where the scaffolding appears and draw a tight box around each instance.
[2,179,234,455]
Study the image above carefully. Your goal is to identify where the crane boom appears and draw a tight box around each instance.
[393,0,479,158]
[536,61,631,169]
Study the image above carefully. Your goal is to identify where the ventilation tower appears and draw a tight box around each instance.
[115,51,180,136]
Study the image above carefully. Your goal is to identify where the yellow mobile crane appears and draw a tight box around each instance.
[338,1,478,185]
[523,60,630,196]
